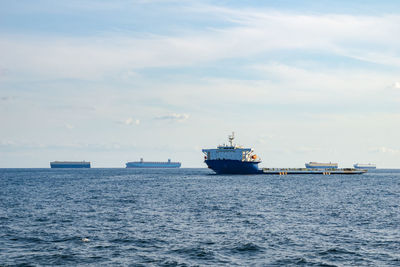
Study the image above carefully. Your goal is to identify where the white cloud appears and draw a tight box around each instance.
[1,10,400,80]
[0,140,46,149]
[155,113,189,122]
[369,146,400,154]
[0,96,18,102]
[0,139,138,151]
[0,140,15,146]
[0,67,9,77]
[65,123,74,129]
[392,81,400,89]
[114,118,140,126]
[123,118,140,125]
[292,146,321,154]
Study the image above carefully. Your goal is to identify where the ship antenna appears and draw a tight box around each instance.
[228,132,235,147]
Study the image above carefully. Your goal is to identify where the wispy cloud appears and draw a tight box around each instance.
[0,139,137,151]
[1,9,400,80]
[292,146,321,154]
[369,146,400,155]
[0,140,16,146]
[0,96,18,102]
[118,117,140,125]
[0,67,9,77]
[65,123,74,129]
[0,140,46,149]
[124,118,140,125]
[155,113,189,122]
[392,81,400,89]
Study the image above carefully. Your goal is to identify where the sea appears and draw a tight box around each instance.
[1,168,399,266]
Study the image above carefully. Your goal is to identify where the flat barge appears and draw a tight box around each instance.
[261,168,367,175]
[126,158,181,168]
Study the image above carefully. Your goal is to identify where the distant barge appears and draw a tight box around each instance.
[203,133,366,175]
[50,161,91,168]
[126,158,181,168]
[261,168,366,175]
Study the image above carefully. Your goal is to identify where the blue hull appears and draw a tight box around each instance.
[204,159,260,174]
[50,164,90,168]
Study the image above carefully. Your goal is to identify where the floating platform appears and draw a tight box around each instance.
[261,168,367,175]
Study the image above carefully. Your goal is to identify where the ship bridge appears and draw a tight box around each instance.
[202,133,260,162]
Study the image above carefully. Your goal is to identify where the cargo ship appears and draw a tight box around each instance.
[353,163,376,169]
[50,161,91,168]
[126,158,181,168]
[305,162,338,169]
[202,132,261,174]
[202,133,366,175]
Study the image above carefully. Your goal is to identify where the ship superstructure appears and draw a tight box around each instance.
[50,161,91,168]
[305,162,338,169]
[202,133,261,174]
[126,158,181,168]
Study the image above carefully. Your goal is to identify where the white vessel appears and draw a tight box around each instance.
[353,163,376,169]
[305,162,338,169]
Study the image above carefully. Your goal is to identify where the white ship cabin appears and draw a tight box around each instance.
[202,133,260,162]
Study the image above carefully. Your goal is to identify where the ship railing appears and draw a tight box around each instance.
[243,158,261,162]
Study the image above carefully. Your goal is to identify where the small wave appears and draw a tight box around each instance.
[35,253,80,265]
[231,242,264,253]
[9,236,45,243]
[273,257,338,266]
[319,247,358,256]
[272,257,309,265]
[52,236,79,243]
[170,246,215,260]
[110,237,166,249]
[34,217,50,222]
[110,237,137,244]
[116,197,137,204]
[159,258,190,267]
[199,240,215,245]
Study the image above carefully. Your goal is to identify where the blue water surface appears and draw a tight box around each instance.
[1,168,399,266]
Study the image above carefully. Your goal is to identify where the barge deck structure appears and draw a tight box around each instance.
[261,168,367,175]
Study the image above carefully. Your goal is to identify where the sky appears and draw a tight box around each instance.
[0,0,400,168]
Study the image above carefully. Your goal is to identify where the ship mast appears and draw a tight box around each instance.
[228,132,235,147]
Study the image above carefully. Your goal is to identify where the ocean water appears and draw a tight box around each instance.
[1,168,399,266]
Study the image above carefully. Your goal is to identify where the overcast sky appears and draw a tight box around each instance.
[1,0,400,168]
